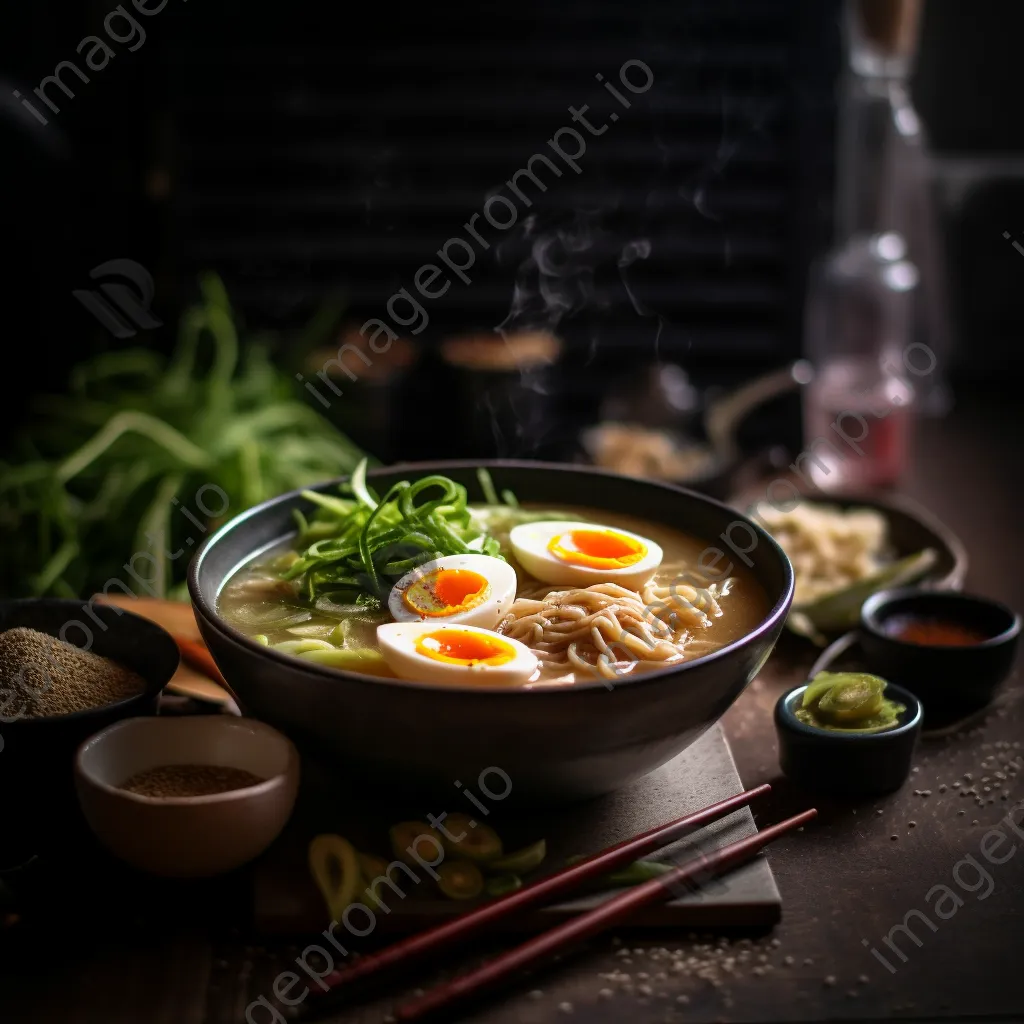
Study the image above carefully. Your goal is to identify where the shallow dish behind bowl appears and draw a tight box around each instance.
[733,489,968,644]
[820,491,967,590]
[189,461,794,805]
[0,599,178,859]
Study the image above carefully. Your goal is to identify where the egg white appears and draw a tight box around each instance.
[387,554,517,628]
[376,622,538,686]
[509,520,663,589]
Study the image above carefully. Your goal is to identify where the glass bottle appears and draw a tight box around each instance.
[801,0,935,490]
[803,233,918,489]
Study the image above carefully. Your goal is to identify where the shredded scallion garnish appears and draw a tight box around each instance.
[288,459,509,600]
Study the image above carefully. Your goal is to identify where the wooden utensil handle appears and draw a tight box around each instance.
[172,636,242,706]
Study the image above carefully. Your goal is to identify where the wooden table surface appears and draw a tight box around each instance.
[1,394,1021,1024]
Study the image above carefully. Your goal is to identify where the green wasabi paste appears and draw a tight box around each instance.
[796,672,905,733]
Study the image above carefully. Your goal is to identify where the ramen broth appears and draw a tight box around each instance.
[218,505,769,686]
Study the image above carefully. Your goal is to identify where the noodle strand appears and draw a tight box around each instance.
[498,581,723,680]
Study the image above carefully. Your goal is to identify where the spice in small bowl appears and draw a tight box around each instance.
[0,626,145,719]
[883,617,989,647]
[860,588,1020,713]
[118,764,266,798]
[0,599,177,863]
[75,717,299,878]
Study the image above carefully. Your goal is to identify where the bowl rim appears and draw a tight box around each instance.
[860,587,1022,652]
[74,715,299,806]
[188,458,796,696]
[776,679,923,742]
[0,598,177,729]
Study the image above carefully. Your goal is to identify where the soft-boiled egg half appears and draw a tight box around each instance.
[387,554,517,629]
[376,622,538,686]
[509,520,663,589]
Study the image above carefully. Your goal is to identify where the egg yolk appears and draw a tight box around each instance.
[414,628,516,666]
[402,568,490,618]
[547,528,646,569]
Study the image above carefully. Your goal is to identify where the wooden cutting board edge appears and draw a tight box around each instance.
[94,595,233,706]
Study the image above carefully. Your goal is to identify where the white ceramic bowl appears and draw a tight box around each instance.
[74,716,300,877]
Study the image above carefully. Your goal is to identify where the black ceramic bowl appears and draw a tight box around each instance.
[860,588,1020,713]
[775,681,922,796]
[189,460,795,804]
[0,599,179,858]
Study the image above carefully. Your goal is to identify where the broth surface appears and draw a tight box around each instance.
[218,504,769,687]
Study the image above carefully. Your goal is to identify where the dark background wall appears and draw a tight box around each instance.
[0,0,1020,460]
[912,0,1024,389]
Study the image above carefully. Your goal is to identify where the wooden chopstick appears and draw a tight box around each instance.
[170,634,243,709]
[304,783,770,1012]
[173,634,228,686]
[396,806,817,1021]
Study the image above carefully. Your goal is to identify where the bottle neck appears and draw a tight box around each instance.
[836,73,902,241]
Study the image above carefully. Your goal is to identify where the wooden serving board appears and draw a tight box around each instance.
[253,725,781,934]
[94,595,235,707]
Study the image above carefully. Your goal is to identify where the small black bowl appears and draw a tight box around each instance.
[860,588,1020,714]
[775,681,922,796]
[0,599,179,859]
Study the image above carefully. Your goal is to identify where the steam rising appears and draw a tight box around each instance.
[617,238,666,355]
[496,209,607,339]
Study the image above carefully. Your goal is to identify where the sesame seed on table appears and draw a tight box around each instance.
[0,399,1021,1024]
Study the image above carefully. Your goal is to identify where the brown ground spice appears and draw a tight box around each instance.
[0,626,144,719]
[119,764,265,798]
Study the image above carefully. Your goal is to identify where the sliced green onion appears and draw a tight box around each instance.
[301,490,358,518]
[607,860,675,885]
[271,638,337,655]
[299,519,350,545]
[298,648,388,670]
[281,466,513,610]
[315,592,364,615]
[485,873,523,897]
[286,624,339,639]
[490,839,546,874]
[382,551,441,575]
[226,604,312,629]
[477,467,500,505]
[327,621,349,645]
[350,458,378,510]
[357,481,410,596]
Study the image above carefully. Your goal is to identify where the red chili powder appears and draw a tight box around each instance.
[887,617,990,647]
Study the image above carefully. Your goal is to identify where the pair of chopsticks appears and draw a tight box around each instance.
[302,784,815,1021]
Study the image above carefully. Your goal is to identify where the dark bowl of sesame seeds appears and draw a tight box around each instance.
[0,598,179,858]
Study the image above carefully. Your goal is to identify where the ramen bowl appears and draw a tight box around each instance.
[189,461,794,804]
